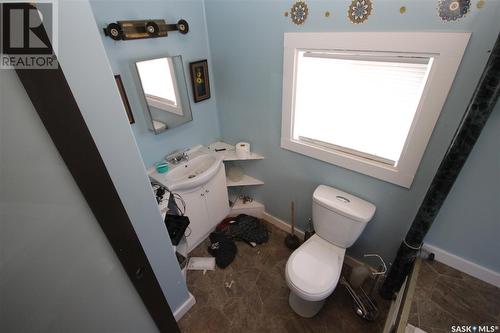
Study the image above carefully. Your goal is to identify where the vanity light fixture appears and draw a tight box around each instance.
[104,19,189,41]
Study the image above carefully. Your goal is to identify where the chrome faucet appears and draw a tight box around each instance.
[165,149,189,165]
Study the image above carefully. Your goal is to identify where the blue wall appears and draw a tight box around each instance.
[426,102,500,272]
[91,0,221,167]
[90,0,500,271]
[67,1,190,314]
[204,0,500,265]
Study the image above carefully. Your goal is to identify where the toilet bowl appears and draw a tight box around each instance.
[285,185,376,317]
[285,234,345,317]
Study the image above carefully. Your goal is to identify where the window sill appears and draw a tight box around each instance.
[281,137,414,188]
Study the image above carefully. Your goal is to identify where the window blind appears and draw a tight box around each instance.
[293,51,432,164]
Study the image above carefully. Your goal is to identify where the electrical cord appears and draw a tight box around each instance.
[150,178,186,216]
[171,192,186,216]
[168,192,190,236]
[151,178,192,266]
[151,183,166,204]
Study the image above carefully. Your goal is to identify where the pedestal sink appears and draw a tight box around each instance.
[150,153,224,191]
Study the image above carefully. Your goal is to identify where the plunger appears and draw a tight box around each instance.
[285,201,301,250]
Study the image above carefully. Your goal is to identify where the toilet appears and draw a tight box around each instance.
[285,185,376,318]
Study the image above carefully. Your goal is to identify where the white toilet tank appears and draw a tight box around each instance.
[312,185,376,248]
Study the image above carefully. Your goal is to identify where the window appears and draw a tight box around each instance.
[281,32,470,187]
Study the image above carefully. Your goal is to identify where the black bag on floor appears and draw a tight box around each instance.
[228,214,269,245]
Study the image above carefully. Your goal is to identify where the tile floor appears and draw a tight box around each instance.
[408,259,500,333]
[178,223,389,332]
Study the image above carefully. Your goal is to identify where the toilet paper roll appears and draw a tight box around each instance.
[235,142,250,158]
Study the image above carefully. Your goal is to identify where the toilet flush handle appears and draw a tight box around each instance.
[336,195,350,203]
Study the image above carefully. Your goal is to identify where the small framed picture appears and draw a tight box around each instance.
[189,60,211,103]
[114,74,135,124]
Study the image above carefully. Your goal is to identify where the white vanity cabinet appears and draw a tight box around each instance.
[177,164,229,252]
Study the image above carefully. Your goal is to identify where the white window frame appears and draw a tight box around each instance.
[281,32,470,188]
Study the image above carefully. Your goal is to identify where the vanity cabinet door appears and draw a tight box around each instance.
[177,186,208,252]
[204,165,230,228]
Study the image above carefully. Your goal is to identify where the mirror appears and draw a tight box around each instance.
[136,55,192,134]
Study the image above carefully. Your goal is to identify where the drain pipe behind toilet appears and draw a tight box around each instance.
[379,34,500,300]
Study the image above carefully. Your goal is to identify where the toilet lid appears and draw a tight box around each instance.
[287,236,341,296]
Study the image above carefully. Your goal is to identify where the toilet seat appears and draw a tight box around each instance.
[285,234,344,301]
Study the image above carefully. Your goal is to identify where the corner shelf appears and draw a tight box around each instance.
[208,141,265,188]
[226,174,264,187]
[230,197,265,218]
[208,141,266,218]
[207,141,264,161]
[222,151,264,161]
[231,197,265,210]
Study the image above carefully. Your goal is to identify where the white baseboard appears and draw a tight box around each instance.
[173,292,196,322]
[422,243,500,288]
[263,211,305,238]
[262,211,375,273]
